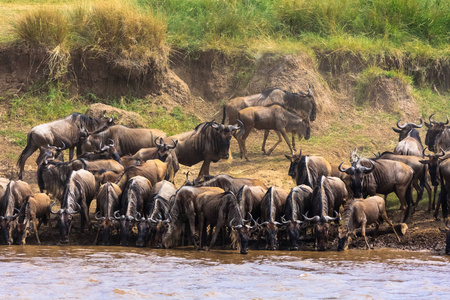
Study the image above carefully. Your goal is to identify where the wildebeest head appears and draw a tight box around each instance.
[13,218,29,245]
[135,215,151,247]
[230,216,255,255]
[281,215,304,251]
[210,122,241,160]
[425,114,449,152]
[38,143,66,166]
[420,148,445,186]
[338,159,375,198]
[0,210,20,245]
[51,201,81,244]
[392,119,423,141]
[285,151,302,180]
[155,137,178,161]
[115,210,137,247]
[96,139,121,165]
[337,227,353,251]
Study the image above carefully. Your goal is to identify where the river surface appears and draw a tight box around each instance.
[0,246,448,299]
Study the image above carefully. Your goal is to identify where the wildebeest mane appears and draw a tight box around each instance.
[0,181,14,216]
[341,198,356,231]
[409,129,422,144]
[258,88,279,102]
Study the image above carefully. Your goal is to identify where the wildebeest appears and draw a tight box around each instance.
[14,193,51,245]
[0,180,32,244]
[17,112,114,179]
[116,176,152,246]
[285,152,331,187]
[236,184,267,222]
[303,176,343,251]
[257,186,288,250]
[339,158,414,222]
[439,221,450,255]
[134,180,177,247]
[116,149,178,190]
[51,169,96,244]
[162,186,224,249]
[375,151,432,211]
[237,105,310,161]
[188,174,267,195]
[94,182,122,245]
[195,190,251,254]
[392,119,424,157]
[337,196,400,251]
[282,185,313,250]
[223,86,316,152]
[81,125,167,156]
[169,121,241,179]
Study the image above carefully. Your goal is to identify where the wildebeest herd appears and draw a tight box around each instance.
[1,87,449,255]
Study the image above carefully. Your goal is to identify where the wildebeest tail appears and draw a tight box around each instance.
[37,164,46,193]
[4,181,13,210]
[419,165,427,189]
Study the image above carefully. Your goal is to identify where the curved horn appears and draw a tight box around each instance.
[114,210,121,220]
[56,141,66,150]
[324,211,339,222]
[392,127,402,133]
[307,84,312,96]
[446,220,449,229]
[281,215,291,224]
[136,212,142,220]
[95,211,102,220]
[229,217,236,228]
[50,202,60,214]
[167,139,178,149]
[358,160,375,174]
[338,162,354,175]
[303,212,320,222]
[429,113,436,124]
[411,118,423,128]
[441,115,450,125]
[67,203,82,214]
[423,147,431,158]
[108,139,114,147]
[396,120,407,129]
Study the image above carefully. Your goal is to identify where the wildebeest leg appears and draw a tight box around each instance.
[424,181,433,212]
[197,160,211,181]
[32,218,41,245]
[432,185,438,210]
[381,211,401,242]
[239,126,253,161]
[412,180,422,211]
[262,130,270,154]
[266,131,283,156]
[198,213,204,250]
[361,221,370,249]
[17,139,39,180]
[94,224,101,245]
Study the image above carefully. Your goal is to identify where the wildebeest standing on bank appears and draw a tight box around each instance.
[258,186,288,250]
[392,119,424,157]
[14,193,52,245]
[81,125,167,156]
[375,151,432,211]
[223,86,316,152]
[237,105,310,161]
[0,180,32,244]
[337,196,400,251]
[94,182,122,245]
[162,186,224,249]
[283,185,313,250]
[339,158,414,222]
[303,176,343,251]
[17,112,114,179]
[117,176,152,246]
[51,169,97,244]
[195,190,251,254]
[169,121,241,179]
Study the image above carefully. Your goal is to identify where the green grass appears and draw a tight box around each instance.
[0,129,28,147]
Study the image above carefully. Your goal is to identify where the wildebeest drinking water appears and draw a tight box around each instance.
[338,196,401,251]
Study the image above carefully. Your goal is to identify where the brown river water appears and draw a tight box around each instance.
[0,246,448,299]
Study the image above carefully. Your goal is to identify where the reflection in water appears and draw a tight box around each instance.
[0,246,449,298]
